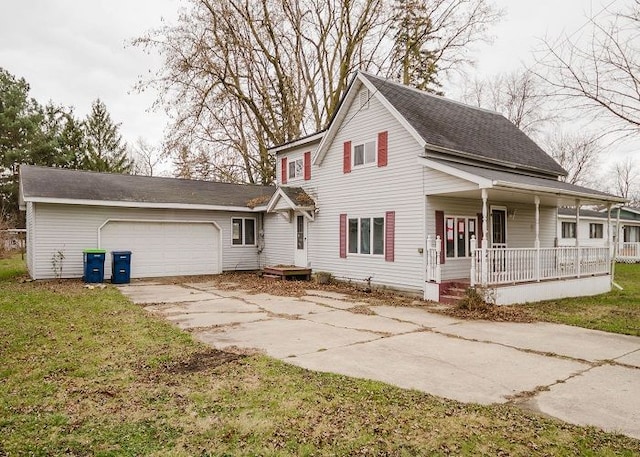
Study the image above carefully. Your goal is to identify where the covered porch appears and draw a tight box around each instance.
[422,158,626,305]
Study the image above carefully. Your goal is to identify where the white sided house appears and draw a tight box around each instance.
[557,207,640,262]
[20,71,626,304]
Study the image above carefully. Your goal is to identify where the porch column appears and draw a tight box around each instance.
[607,204,613,278]
[481,189,488,285]
[534,195,540,281]
[575,199,581,278]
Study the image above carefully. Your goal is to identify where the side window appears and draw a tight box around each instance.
[353,141,376,167]
[232,218,256,246]
[562,222,576,239]
[288,158,303,179]
[347,217,384,255]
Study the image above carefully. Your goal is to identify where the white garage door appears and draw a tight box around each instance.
[100,221,221,278]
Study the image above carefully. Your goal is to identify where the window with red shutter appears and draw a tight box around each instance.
[304,151,311,180]
[378,131,388,167]
[343,141,351,173]
[281,157,287,184]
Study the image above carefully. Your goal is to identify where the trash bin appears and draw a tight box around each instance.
[111,251,132,284]
[83,249,106,283]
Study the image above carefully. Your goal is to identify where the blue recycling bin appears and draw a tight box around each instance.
[83,249,106,283]
[111,251,132,284]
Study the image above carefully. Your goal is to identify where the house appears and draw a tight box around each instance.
[557,207,640,262]
[19,71,626,304]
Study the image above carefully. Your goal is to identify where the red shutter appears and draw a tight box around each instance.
[343,141,351,174]
[339,214,347,258]
[435,210,445,264]
[281,157,287,184]
[378,131,388,167]
[304,151,311,180]
[477,213,484,246]
[385,211,395,262]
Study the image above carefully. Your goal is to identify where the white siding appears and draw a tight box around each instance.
[30,203,260,280]
[262,212,294,266]
[426,196,557,281]
[557,215,619,248]
[26,202,34,276]
[284,91,427,292]
[425,168,478,194]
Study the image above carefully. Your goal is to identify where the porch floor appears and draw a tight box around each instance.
[262,265,312,281]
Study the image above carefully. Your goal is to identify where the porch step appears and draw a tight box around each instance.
[261,266,312,281]
[438,280,470,305]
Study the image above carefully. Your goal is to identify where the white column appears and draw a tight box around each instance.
[470,235,477,286]
[535,195,540,281]
[481,189,489,285]
[575,199,581,277]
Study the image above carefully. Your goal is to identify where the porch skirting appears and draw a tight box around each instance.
[491,275,610,305]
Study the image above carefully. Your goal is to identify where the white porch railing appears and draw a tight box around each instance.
[618,242,640,263]
[426,235,442,283]
[471,241,610,286]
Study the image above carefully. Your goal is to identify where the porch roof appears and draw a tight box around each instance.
[422,158,626,206]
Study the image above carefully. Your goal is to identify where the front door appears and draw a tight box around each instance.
[294,213,308,267]
[491,207,507,248]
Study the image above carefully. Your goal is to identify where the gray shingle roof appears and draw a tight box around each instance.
[362,73,567,177]
[20,165,275,208]
[430,159,622,201]
[558,207,638,221]
[281,187,315,207]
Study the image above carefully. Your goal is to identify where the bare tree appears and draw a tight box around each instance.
[461,69,555,137]
[611,157,640,203]
[135,0,502,184]
[542,130,602,186]
[535,1,640,137]
[130,137,166,177]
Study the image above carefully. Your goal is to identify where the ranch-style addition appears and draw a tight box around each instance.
[19,71,626,304]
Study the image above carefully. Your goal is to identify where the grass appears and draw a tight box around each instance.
[1,258,639,455]
[0,252,27,281]
[524,263,640,336]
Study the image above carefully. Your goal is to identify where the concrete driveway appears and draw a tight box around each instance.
[118,281,640,440]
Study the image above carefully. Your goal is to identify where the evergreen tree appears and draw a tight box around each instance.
[83,99,131,173]
[391,0,443,94]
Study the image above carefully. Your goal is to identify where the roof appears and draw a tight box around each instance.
[280,187,315,207]
[425,158,625,203]
[269,131,325,154]
[360,73,567,177]
[558,207,640,222]
[19,165,275,209]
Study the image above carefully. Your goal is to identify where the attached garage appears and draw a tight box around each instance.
[100,220,222,278]
[19,166,275,280]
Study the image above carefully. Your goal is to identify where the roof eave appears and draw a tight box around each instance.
[492,181,627,204]
[269,131,325,154]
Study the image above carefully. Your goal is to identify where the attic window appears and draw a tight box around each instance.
[288,158,303,179]
[359,88,370,110]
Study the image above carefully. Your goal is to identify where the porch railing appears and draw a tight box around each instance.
[471,241,610,286]
[618,242,640,262]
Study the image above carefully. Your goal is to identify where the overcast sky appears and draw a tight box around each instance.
[0,0,632,160]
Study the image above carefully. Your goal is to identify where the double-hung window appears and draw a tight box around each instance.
[353,141,376,167]
[589,223,603,239]
[561,222,576,239]
[288,158,303,180]
[348,217,384,255]
[232,218,256,246]
[444,216,477,258]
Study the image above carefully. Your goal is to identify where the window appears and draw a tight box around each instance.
[353,141,376,167]
[589,223,603,239]
[444,216,476,258]
[232,218,256,245]
[562,222,576,239]
[348,217,384,255]
[288,158,303,180]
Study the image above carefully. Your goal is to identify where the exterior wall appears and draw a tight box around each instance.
[30,203,260,280]
[262,212,294,266]
[26,202,34,277]
[426,194,557,281]
[282,88,427,292]
[557,215,612,248]
[276,143,318,187]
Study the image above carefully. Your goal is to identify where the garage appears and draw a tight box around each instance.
[100,220,222,278]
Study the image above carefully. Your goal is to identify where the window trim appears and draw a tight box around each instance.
[231,217,257,246]
[561,221,576,239]
[347,216,385,256]
[287,157,304,181]
[352,139,377,169]
[444,215,477,259]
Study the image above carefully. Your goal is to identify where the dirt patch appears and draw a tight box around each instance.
[434,303,537,323]
[347,305,376,315]
[160,348,246,374]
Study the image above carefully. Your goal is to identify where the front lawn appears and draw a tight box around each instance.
[524,263,640,336]
[1,260,639,455]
